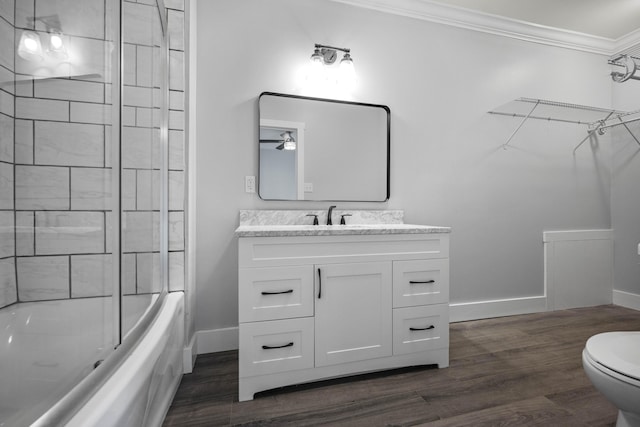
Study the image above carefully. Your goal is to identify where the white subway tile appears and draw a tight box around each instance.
[0,258,17,308]
[169,130,184,170]
[105,211,113,254]
[14,119,33,164]
[121,126,153,169]
[14,78,33,97]
[122,106,136,126]
[136,169,160,211]
[70,102,112,125]
[123,43,136,86]
[15,165,69,210]
[15,0,35,29]
[136,252,161,294]
[35,0,105,39]
[122,168,137,211]
[169,211,184,251]
[0,66,14,95]
[0,17,13,72]
[135,107,152,128]
[0,0,15,25]
[122,253,136,295]
[0,162,13,209]
[17,256,69,301]
[35,78,104,103]
[16,98,69,121]
[0,112,13,162]
[0,88,13,117]
[169,251,184,292]
[169,50,184,91]
[105,125,112,168]
[35,121,104,167]
[71,167,112,210]
[168,9,184,51]
[136,45,153,88]
[0,210,14,258]
[169,170,184,211]
[123,2,155,46]
[164,0,184,11]
[71,254,112,298]
[122,211,156,253]
[169,110,184,130]
[35,211,105,255]
[16,211,35,256]
[169,90,184,111]
[123,85,153,108]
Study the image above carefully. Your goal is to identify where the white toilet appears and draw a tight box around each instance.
[582,332,640,427]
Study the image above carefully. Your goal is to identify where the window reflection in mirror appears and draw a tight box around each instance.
[258,92,390,202]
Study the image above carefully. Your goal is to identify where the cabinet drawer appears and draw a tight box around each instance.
[239,317,314,377]
[393,304,449,355]
[239,266,314,322]
[393,259,449,308]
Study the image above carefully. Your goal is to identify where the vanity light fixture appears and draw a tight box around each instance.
[281,131,296,150]
[18,15,68,61]
[308,43,356,88]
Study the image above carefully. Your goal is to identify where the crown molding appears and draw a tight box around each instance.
[329,0,640,56]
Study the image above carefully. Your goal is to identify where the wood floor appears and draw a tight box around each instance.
[163,305,640,426]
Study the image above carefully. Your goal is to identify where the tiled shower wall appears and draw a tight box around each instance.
[0,0,16,308]
[0,0,185,307]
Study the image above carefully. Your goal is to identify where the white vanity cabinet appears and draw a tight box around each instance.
[237,231,450,401]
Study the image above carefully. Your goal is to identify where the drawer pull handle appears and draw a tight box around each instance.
[261,289,294,295]
[317,268,322,299]
[262,342,294,350]
[409,280,435,284]
[410,325,435,331]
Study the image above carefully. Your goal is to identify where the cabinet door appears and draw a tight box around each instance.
[315,262,392,367]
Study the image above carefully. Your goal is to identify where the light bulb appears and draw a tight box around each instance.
[338,53,356,88]
[18,31,43,61]
[50,34,63,50]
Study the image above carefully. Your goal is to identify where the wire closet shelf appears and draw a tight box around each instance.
[488,97,640,150]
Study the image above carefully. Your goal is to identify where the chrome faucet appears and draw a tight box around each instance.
[326,205,336,225]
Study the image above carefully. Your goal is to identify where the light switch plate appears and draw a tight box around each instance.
[304,182,313,193]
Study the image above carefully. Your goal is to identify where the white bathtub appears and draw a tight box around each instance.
[0,292,184,427]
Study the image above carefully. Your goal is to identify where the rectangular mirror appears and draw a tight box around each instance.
[259,92,390,201]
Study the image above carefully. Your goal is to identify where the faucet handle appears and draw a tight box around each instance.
[340,214,352,225]
[306,214,319,225]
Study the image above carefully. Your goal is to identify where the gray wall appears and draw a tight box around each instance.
[195,0,613,332]
[611,82,640,296]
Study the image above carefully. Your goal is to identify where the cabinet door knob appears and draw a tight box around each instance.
[262,342,294,350]
[409,279,435,284]
[410,325,435,331]
[261,289,294,295]
[317,268,322,299]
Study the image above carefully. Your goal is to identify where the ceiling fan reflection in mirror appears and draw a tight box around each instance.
[259,131,296,150]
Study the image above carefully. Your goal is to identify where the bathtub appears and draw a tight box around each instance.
[1,292,184,427]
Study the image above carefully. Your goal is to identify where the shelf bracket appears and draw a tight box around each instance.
[503,100,539,149]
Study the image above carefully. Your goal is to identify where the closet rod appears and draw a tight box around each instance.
[488,111,591,125]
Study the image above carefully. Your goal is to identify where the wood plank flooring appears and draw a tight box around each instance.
[164,305,640,426]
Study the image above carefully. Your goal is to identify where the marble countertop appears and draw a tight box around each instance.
[235,223,452,237]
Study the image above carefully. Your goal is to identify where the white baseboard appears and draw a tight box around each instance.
[450,295,548,323]
[196,326,239,354]
[182,333,197,373]
[612,290,640,311]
